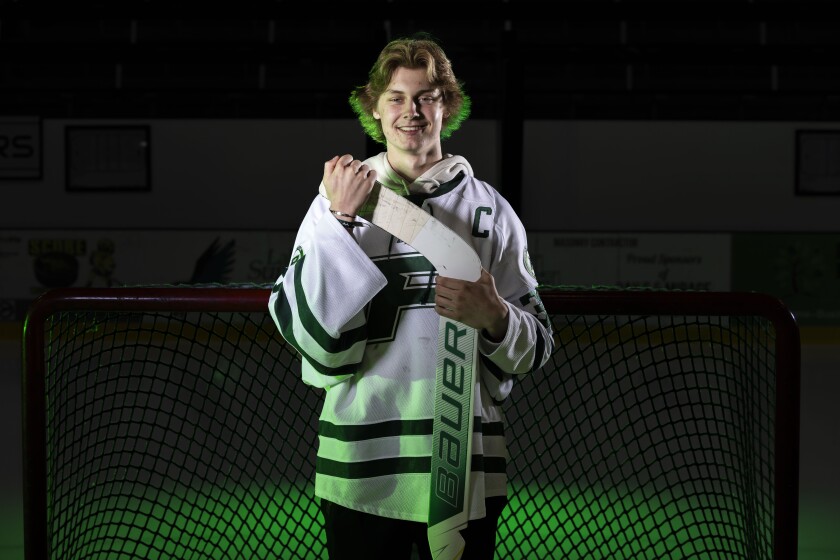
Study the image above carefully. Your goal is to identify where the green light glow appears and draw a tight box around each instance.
[52,482,324,560]
[499,483,758,560]
[47,481,778,559]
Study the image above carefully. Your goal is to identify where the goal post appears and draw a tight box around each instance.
[535,288,800,560]
[22,285,800,560]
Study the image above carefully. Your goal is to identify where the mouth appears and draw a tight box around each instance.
[398,124,426,134]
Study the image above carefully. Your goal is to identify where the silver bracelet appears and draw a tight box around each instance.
[329,209,356,219]
[329,208,367,229]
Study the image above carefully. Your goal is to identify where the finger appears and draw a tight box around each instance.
[436,276,463,290]
[435,302,454,316]
[348,160,367,175]
[324,155,340,175]
[435,293,456,310]
[436,284,456,298]
[339,154,354,167]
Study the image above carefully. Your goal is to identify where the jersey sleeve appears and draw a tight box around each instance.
[267,194,387,389]
[478,191,554,401]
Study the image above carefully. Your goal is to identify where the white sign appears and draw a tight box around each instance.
[527,232,731,291]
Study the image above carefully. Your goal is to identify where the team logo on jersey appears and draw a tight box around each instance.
[289,246,304,266]
[367,253,436,343]
[523,247,536,279]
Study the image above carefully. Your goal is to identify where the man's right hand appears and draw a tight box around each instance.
[323,154,377,217]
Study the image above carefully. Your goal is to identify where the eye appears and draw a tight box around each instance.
[419,96,436,104]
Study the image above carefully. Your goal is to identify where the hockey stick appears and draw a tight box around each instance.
[361,183,482,560]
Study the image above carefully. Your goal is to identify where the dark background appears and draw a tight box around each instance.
[5,0,840,211]
[5,0,840,120]
[3,2,840,558]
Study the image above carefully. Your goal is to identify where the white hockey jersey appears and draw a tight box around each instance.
[268,153,553,522]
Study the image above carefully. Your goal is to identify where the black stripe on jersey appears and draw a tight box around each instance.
[479,356,512,406]
[274,289,360,376]
[319,456,429,478]
[319,418,504,441]
[481,422,505,437]
[517,289,553,373]
[479,456,507,475]
[530,329,547,373]
[320,419,433,440]
[275,302,361,376]
[520,289,553,333]
[278,253,368,354]
[317,453,506,479]
[480,354,507,383]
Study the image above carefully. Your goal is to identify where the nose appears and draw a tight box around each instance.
[405,99,420,118]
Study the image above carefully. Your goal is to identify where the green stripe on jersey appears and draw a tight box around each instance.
[318,418,502,441]
[287,253,369,353]
[317,454,506,479]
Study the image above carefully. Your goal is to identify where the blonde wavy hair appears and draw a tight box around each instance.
[349,33,471,145]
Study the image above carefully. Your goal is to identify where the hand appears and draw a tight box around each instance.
[435,268,509,341]
[323,154,377,216]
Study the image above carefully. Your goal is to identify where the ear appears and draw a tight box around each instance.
[373,110,381,120]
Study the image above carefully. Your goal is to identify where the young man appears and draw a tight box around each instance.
[268,34,553,560]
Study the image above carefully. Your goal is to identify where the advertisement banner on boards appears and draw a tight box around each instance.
[526,232,731,292]
[0,230,296,322]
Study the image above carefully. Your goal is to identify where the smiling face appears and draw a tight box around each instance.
[373,66,447,162]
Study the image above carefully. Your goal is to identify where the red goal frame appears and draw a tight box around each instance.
[22,287,801,560]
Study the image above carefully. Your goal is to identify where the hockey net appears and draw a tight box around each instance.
[22,285,800,560]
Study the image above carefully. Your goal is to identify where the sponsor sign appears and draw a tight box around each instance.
[0,230,296,321]
[527,232,731,291]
